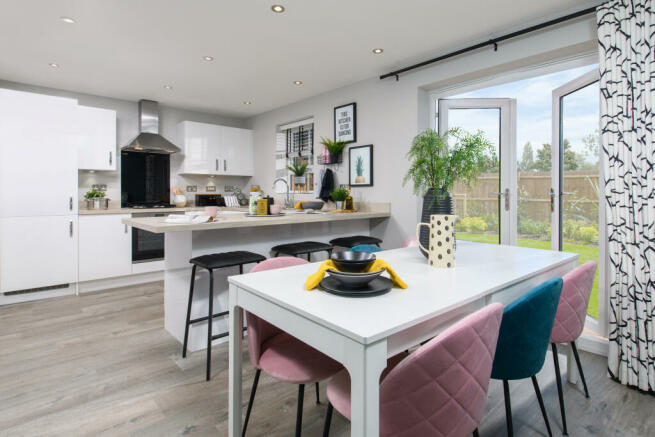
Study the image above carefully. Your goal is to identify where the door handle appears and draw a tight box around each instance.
[490,189,510,211]
[215,159,218,171]
[224,159,227,172]
[550,188,555,212]
[124,224,128,234]
[69,196,73,211]
[561,191,575,196]
[69,220,74,237]
[109,151,112,166]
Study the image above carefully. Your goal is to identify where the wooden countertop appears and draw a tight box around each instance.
[121,204,390,233]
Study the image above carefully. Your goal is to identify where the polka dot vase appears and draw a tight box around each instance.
[415,214,457,268]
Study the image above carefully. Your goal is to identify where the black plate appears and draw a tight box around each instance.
[319,276,392,297]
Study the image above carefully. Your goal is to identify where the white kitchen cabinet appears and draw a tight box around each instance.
[0,89,79,217]
[79,214,132,282]
[77,105,117,171]
[221,126,254,176]
[178,121,253,176]
[0,216,78,293]
[178,121,221,174]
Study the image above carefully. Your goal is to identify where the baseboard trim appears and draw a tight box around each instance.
[78,271,164,294]
[577,332,609,356]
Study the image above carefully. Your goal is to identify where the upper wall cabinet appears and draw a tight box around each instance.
[178,121,253,176]
[77,105,117,171]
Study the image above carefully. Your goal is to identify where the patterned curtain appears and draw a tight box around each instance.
[597,0,655,392]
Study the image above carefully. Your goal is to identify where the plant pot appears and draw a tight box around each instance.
[335,200,345,210]
[419,189,454,258]
[85,198,109,210]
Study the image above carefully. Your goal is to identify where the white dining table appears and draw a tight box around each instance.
[227,241,578,436]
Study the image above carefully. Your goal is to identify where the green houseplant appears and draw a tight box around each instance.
[83,187,108,210]
[287,160,309,187]
[330,187,349,210]
[320,137,347,163]
[403,128,493,256]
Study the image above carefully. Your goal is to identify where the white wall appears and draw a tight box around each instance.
[0,80,251,203]
[246,17,598,248]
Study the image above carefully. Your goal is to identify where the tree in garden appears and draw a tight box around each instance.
[532,139,583,171]
[519,142,535,171]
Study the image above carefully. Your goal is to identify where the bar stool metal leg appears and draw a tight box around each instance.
[532,375,553,437]
[502,379,513,437]
[182,264,197,358]
[206,269,214,381]
[570,341,589,398]
[315,381,320,404]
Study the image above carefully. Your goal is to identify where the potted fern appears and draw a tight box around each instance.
[403,128,493,256]
[287,160,309,191]
[320,137,347,164]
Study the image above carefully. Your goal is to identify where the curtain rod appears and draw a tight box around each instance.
[379,6,598,81]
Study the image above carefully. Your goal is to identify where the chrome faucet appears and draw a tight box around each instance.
[273,177,294,209]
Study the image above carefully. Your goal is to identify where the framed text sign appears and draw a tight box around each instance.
[334,102,356,143]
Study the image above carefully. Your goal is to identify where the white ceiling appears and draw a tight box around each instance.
[0,0,599,118]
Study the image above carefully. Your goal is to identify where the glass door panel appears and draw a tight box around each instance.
[552,70,604,332]
[446,109,501,244]
[438,98,517,245]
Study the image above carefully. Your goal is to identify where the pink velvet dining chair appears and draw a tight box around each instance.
[322,303,504,437]
[242,257,343,437]
[402,236,419,248]
[550,260,597,435]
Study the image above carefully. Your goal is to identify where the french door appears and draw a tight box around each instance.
[551,69,606,335]
[437,98,517,245]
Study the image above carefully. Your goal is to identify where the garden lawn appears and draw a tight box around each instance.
[456,232,600,319]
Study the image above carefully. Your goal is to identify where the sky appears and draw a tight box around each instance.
[443,64,599,162]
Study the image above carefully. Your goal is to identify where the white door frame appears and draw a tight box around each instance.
[437,98,517,245]
[551,69,607,337]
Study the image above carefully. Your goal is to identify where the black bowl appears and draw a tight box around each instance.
[330,251,376,273]
[327,269,384,289]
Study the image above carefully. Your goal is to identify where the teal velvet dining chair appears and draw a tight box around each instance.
[349,244,383,253]
[491,276,563,437]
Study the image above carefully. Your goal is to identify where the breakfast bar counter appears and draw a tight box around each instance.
[123,203,391,352]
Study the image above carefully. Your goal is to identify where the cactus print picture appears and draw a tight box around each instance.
[349,144,373,187]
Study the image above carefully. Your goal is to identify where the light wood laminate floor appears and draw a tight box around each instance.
[1,282,653,436]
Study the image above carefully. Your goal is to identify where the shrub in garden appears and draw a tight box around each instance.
[576,226,599,244]
[457,216,487,233]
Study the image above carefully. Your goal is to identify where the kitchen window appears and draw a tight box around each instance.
[275,118,314,194]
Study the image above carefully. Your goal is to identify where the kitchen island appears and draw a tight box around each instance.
[123,203,390,351]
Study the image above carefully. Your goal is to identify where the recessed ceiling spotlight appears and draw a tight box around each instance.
[49,63,59,68]
[163,85,173,90]
[203,56,214,61]
[271,4,285,13]
[372,48,384,54]
[243,100,252,105]
[60,16,76,24]
[293,80,303,86]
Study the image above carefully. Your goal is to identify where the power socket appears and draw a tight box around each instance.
[186,185,197,192]
[206,185,216,192]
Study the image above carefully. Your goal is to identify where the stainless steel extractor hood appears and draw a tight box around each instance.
[122,100,180,154]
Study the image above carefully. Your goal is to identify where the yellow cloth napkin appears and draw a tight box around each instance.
[305,258,408,290]
[364,259,408,289]
[294,201,303,209]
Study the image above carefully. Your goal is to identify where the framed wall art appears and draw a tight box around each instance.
[349,144,373,186]
[334,102,356,143]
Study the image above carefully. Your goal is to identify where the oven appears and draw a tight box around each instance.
[131,212,165,263]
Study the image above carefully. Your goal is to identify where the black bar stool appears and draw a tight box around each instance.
[182,250,266,381]
[329,235,383,249]
[271,241,333,261]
